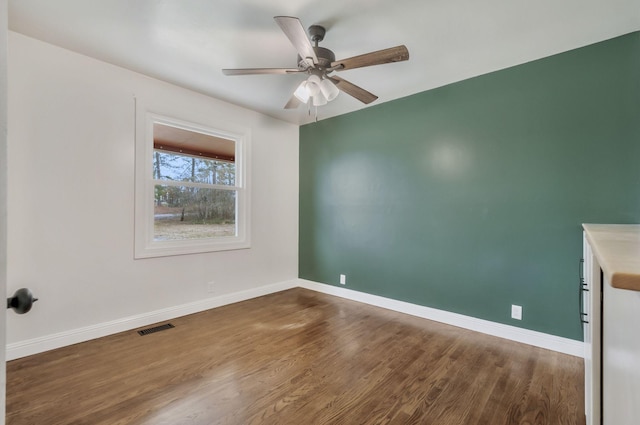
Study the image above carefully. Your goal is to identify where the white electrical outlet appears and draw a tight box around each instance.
[511,305,523,320]
[207,282,215,293]
[339,274,346,285]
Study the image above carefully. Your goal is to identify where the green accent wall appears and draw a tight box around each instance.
[299,32,640,341]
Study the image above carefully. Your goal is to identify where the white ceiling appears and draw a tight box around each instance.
[8,0,640,125]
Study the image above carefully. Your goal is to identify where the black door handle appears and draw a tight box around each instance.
[7,288,38,314]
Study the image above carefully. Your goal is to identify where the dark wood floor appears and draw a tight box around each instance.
[6,288,585,425]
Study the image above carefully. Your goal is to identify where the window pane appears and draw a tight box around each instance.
[153,151,236,186]
[154,185,236,241]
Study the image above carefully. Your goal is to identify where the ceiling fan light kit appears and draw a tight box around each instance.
[294,73,340,106]
[222,16,409,114]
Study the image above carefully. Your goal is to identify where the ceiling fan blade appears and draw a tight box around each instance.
[284,94,302,109]
[222,68,303,76]
[274,16,318,65]
[332,45,409,71]
[328,76,378,104]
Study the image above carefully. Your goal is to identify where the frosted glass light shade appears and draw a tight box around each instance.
[320,78,339,101]
[312,94,327,106]
[293,81,310,103]
[306,75,321,96]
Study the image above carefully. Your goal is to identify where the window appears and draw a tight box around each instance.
[135,104,250,258]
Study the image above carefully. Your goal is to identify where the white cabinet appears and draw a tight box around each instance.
[582,234,601,425]
[601,274,640,424]
[583,225,640,425]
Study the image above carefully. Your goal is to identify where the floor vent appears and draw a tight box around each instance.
[137,323,175,336]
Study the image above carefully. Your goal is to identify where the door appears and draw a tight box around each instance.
[1,0,9,422]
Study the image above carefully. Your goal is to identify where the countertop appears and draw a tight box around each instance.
[583,224,640,291]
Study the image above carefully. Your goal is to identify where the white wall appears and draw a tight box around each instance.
[6,32,299,357]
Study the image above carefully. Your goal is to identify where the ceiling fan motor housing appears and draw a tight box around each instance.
[298,47,335,70]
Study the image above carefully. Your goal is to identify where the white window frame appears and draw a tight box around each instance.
[134,99,251,259]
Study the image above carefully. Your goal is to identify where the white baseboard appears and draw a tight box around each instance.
[6,279,299,361]
[298,279,585,358]
[7,278,584,360]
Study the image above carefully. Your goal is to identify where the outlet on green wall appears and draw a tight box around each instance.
[299,31,640,341]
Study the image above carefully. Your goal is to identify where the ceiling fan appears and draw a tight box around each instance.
[222,16,409,109]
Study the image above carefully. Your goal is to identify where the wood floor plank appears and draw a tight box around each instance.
[6,288,585,425]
